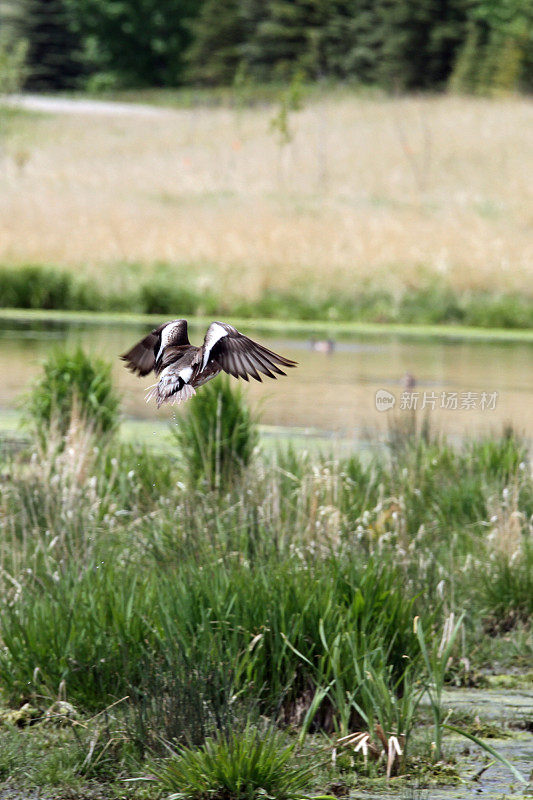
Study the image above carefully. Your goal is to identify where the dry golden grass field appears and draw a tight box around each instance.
[1,93,532,299]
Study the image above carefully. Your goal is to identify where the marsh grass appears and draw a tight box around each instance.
[415,613,465,762]
[0,564,157,708]
[0,707,144,792]
[1,417,529,715]
[0,370,530,791]
[481,539,533,631]
[0,445,420,720]
[125,655,238,757]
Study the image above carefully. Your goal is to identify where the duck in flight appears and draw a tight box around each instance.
[121,320,297,407]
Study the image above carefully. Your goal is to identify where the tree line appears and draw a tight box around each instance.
[0,0,531,93]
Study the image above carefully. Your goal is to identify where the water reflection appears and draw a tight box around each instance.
[0,319,531,440]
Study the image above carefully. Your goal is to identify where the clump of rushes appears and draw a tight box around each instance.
[326,656,422,778]
[24,348,120,440]
[481,538,533,631]
[173,375,258,490]
[150,725,317,800]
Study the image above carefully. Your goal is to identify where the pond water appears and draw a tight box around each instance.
[363,684,533,800]
[0,317,532,443]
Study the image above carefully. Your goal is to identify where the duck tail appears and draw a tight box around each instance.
[171,384,196,404]
[145,383,159,404]
[145,381,197,407]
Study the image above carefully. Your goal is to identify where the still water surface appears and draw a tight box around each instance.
[0,318,531,442]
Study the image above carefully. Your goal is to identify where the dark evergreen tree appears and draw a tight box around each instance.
[66,0,201,87]
[23,0,84,90]
[244,0,333,80]
[242,0,467,87]
[377,0,469,90]
[11,0,525,93]
[318,0,384,82]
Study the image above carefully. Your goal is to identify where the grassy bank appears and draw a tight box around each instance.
[0,365,531,795]
[3,305,533,347]
[0,264,532,332]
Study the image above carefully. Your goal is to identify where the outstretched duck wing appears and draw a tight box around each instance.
[200,322,297,382]
[121,319,190,376]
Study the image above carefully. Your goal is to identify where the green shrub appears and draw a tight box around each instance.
[464,293,533,329]
[398,285,464,325]
[0,265,132,312]
[151,724,314,800]
[84,71,121,94]
[154,553,419,722]
[25,348,120,438]
[0,266,77,310]
[139,279,218,316]
[0,263,531,329]
[173,375,258,489]
[0,540,418,718]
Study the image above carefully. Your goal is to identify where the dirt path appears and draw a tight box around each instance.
[1,93,171,117]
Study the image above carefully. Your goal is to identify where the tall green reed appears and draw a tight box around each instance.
[172,375,258,490]
[415,613,464,762]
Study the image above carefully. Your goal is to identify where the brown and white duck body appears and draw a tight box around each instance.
[121,319,297,407]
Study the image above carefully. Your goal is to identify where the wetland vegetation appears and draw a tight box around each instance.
[0,350,530,798]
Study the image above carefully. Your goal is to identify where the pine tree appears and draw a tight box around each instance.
[320,0,384,82]
[23,0,84,90]
[377,0,468,90]
[245,0,331,81]
[66,0,201,88]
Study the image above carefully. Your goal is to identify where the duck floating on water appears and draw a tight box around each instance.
[309,338,335,354]
[121,319,297,408]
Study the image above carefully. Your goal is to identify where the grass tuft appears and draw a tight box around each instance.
[151,724,314,800]
[23,347,120,440]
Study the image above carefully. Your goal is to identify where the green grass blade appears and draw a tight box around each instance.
[444,725,527,784]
